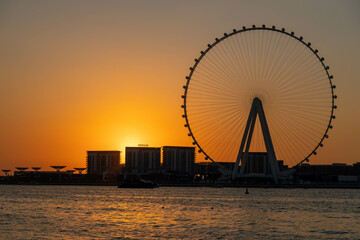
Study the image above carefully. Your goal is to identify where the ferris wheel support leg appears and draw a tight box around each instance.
[255,98,281,183]
[232,97,281,184]
[232,104,256,180]
[240,112,257,176]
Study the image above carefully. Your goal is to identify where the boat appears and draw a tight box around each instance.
[118,178,158,188]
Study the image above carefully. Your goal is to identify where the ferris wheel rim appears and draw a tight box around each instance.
[181,25,337,167]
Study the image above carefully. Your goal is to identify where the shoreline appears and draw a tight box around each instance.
[1,182,360,189]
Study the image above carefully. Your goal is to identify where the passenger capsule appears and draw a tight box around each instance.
[313,152,317,155]
[299,36,303,41]
[333,105,337,109]
[325,135,329,138]
[198,150,202,153]
[184,124,188,127]
[233,29,236,33]
[252,25,256,28]
[192,142,196,145]
[332,85,336,89]
[181,105,185,108]
[183,86,187,89]
[307,42,311,47]
[189,67,194,71]
[325,66,329,70]
[332,116,336,119]
[314,49,318,53]
[291,32,294,36]
[205,157,209,160]
[186,76,190,80]
[224,33,228,37]
[272,26,275,29]
[282,28,285,32]
[242,26,246,30]
[187,133,192,136]
[182,115,185,118]
[320,57,324,61]
[207,44,211,48]
[215,38,219,42]
[329,75,333,79]
[262,24,265,28]
[201,51,204,54]
[319,143,323,147]
[333,95,337,99]
[181,95,185,98]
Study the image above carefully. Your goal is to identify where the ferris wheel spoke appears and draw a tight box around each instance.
[265,33,295,88]
[275,63,326,94]
[191,108,246,133]
[270,40,311,89]
[227,34,252,87]
[192,72,242,96]
[206,49,241,86]
[269,116,311,165]
[194,61,237,91]
[275,53,320,89]
[194,110,245,158]
[271,108,328,142]
[233,34,254,86]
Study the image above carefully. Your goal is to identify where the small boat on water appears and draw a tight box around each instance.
[118,178,158,188]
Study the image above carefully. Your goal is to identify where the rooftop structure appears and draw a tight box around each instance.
[2,170,10,176]
[74,168,86,174]
[16,167,28,171]
[51,166,66,172]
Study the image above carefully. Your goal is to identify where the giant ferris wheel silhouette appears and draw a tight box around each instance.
[181,25,337,183]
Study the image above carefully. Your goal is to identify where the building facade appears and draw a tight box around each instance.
[87,151,120,178]
[242,152,287,175]
[162,146,195,175]
[243,152,270,175]
[125,147,161,174]
[295,162,360,182]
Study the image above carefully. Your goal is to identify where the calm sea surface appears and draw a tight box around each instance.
[0,185,359,239]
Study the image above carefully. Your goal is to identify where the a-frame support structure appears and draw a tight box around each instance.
[232,97,280,183]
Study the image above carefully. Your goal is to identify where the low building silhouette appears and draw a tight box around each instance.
[295,162,360,182]
[11,168,87,184]
[194,162,234,182]
[242,152,288,175]
[195,153,289,183]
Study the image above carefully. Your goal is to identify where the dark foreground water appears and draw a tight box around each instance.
[0,185,359,239]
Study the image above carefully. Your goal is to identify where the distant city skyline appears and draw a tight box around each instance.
[1,143,359,176]
[0,0,359,170]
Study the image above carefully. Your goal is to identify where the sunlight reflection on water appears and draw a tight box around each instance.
[0,185,359,239]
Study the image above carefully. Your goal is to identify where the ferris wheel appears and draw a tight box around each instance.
[181,25,337,181]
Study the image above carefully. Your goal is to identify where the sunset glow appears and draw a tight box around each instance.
[0,0,359,172]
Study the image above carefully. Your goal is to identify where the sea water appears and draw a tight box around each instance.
[0,185,359,239]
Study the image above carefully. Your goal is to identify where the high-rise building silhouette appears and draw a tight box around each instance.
[125,147,160,174]
[162,146,195,175]
[87,151,120,178]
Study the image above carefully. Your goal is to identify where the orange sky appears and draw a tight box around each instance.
[0,0,359,172]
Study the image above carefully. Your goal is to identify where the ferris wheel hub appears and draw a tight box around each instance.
[253,97,261,103]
